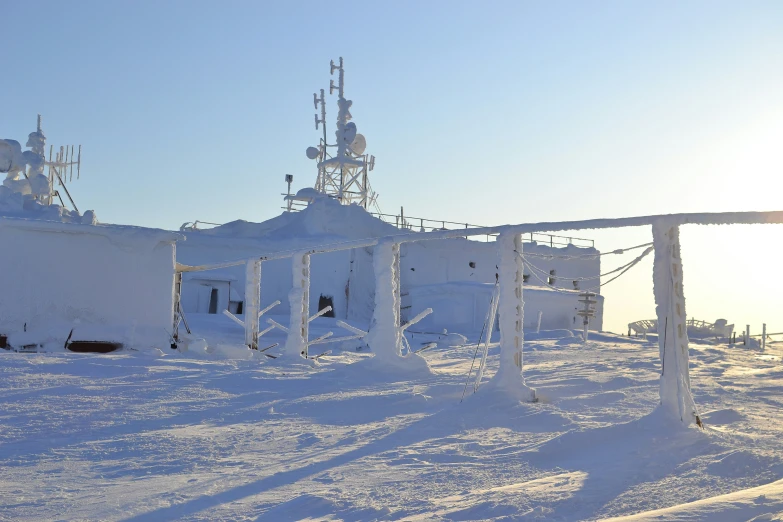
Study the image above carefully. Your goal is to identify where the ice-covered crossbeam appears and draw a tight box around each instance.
[400,308,433,332]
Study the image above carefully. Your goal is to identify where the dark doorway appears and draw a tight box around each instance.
[318,295,336,317]
[208,288,219,314]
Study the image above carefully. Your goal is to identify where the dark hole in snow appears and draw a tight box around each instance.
[67,341,123,354]
[0,335,7,349]
[318,295,336,317]
[469,261,476,268]
[410,267,415,271]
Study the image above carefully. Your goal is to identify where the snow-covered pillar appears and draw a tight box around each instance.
[652,220,698,426]
[244,259,261,350]
[283,252,310,359]
[491,231,536,401]
[365,239,402,361]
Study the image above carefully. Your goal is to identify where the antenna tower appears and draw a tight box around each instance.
[35,115,83,211]
[305,57,378,209]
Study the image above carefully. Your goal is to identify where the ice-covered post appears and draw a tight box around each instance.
[244,259,261,350]
[282,251,311,359]
[652,220,698,426]
[491,231,536,401]
[763,323,767,350]
[536,310,543,334]
[364,239,402,362]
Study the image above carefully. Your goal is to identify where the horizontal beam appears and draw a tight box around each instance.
[177,209,783,274]
[387,210,783,244]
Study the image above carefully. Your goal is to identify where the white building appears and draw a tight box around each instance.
[0,217,180,349]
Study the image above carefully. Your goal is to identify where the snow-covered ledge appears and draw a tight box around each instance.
[487,231,536,401]
[652,220,699,426]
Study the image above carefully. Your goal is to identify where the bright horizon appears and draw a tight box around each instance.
[3,1,782,336]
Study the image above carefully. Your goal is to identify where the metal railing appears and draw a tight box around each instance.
[370,212,595,248]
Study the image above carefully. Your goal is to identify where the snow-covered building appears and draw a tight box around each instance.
[177,195,604,334]
[0,118,180,351]
[176,57,604,335]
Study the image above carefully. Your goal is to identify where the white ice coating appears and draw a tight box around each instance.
[244,259,261,350]
[0,120,96,224]
[652,220,698,425]
[364,240,402,361]
[281,252,310,359]
[487,231,536,401]
[364,239,429,371]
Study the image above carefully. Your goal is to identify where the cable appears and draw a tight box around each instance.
[521,242,653,260]
[519,246,653,293]
[518,246,654,286]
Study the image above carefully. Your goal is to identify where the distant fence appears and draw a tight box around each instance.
[369,211,595,248]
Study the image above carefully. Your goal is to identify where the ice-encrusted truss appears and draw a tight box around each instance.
[176,209,783,426]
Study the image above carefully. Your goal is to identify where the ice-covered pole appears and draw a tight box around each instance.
[282,252,310,359]
[489,231,536,401]
[244,259,261,350]
[364,239,402,362]
[652,220,698,426]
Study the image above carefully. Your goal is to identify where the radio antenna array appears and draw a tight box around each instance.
[304,57,379,210]
[36,115,83,212]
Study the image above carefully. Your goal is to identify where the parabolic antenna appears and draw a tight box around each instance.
[306,146,320,160]
[340,122,357,148]
[350,134,366,156]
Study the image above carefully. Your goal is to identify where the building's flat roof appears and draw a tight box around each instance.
[0,216,183,244]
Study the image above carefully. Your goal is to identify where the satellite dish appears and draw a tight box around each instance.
[350,134,366,156]
[306,146,320,160]
[340,122,357,147]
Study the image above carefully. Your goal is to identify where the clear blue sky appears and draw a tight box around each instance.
[4,1,783,335]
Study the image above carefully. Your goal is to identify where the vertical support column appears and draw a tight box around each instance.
[171,271,183,346]
[283,252,311,359]
[492,231,536,401]
[763,323,767,350]
[365,239,402,362]
[652,221,698,426]
[244,259,261,350]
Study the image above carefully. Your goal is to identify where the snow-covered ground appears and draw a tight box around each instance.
[2,316,782,521]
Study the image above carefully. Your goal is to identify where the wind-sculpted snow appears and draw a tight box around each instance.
[1,319,782,521]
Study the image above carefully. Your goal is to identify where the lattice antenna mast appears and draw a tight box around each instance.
[39,114,82,212]
[304,57,378,209]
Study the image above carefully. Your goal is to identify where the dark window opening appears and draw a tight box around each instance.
[469,261,476,268]
[318,295,336,317]
[208,288,219,314]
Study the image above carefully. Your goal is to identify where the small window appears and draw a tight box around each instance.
[318,295,336,317]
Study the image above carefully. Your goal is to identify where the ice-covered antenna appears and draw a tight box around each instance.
[304,58,380,210]
[313,88,327,146]
[37,115,83,211]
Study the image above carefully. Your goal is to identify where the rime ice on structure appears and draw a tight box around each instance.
[305,57,378,210]
[0,115,95,223]
[488,231,536,401]
[281,251,311,359]
[652,219,697,426]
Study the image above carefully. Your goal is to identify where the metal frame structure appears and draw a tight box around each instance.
[175,209,783,426]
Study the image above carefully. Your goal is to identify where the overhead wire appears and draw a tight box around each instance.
[518,245,654,293]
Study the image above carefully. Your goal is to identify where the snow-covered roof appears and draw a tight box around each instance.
[187,197,403,246]
[0,215,182,244]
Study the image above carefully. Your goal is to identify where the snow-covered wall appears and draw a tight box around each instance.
[176,198,602,334]
[407,282,604,334]
[401,239,600,293]
[0,218,178,348]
